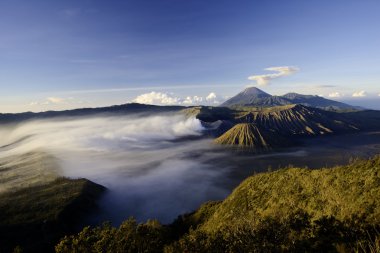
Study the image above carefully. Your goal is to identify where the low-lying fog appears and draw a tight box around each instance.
[1,113,380,225]
[0,114,232,224]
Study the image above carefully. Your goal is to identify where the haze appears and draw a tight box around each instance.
[0,113,231,223]
[2,112,380,224]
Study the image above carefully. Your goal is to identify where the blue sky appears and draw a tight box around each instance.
[0,0,379,112]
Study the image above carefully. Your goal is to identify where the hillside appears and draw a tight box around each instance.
[210,104,360,150]
[236,104,359,136]
[202,156,380,232]
[56,156,380,253]
[221,87,359,111]
[0,177,105,253]
[214,123,290,150]
[168,155,380,252]
[0,103,185,123]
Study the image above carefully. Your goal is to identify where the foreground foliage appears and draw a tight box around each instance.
[56,155,380,253]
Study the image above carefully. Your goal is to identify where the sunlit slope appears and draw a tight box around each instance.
[201,156,380,232]
[214,123,290,149]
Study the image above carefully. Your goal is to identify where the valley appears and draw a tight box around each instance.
[1,87,380,252]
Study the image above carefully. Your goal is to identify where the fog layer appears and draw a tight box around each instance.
[2,114,380,224]
[0,114,231,223]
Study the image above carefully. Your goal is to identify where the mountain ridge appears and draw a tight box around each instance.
[220,87,359,111]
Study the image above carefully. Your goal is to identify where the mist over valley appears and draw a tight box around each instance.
[2,107,380,226]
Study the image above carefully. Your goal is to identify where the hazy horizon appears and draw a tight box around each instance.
[1,86,380,114]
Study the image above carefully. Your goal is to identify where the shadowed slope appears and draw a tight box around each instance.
[0,178,105,253]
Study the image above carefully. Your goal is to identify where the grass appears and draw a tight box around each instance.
[202,156,380,232]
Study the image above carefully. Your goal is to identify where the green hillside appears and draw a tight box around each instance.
[202,156,380,232]
[56,155,380,253]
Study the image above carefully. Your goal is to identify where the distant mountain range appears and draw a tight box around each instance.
[210,104,361,150]
[0,103,184,123]
[220,87,360,111]
[2,87,380,152]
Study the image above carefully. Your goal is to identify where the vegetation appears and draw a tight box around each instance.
[55,155,380,253]
[0,177,105,253]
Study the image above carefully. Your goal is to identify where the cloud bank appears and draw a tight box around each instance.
[132,92,220,106]
[132,92,181,105]
[0,114,230,224]
[352,90,367,97]
[248,66,299,86]
[328,92,343,98]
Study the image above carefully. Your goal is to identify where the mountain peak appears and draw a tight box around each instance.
[241,87,271,97]
[220,87,358,111]
[220,87,272,107]
[214,123,289,150]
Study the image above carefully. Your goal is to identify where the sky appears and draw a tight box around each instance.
[0,0,380,113]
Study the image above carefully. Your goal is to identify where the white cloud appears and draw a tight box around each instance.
[248,66,299,86]
[205,92,219,104]
[328,92,343,98]
[132,92,181,105]
[352,91,367,97]
[183,96,203,105]
[133,92,220,106]
[206,92,216,101]
[47,97,65,104]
